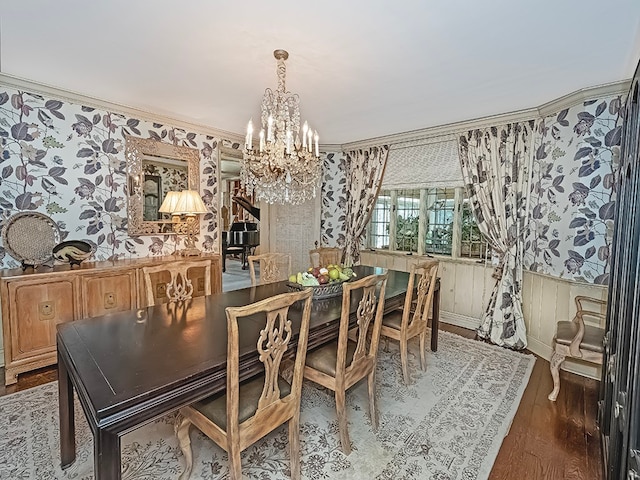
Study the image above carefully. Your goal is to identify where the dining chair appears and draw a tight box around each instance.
[309,246,343,268]
[175,288,313,480]
[303,271,388,455]
[548,295,606,401]
[248,252,291,285]
[380,260,438,385]
[141,259,211,306]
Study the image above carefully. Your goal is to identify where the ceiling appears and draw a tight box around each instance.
[1,1,639,145]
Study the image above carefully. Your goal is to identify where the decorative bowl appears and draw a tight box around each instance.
[53,240,95,267]
[286,279,349,299]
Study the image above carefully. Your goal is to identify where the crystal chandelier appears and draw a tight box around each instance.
[241,49,321,205]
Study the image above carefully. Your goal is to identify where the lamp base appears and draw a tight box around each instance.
[179,247,201,257]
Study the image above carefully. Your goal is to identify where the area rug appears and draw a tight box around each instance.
[0,330,535,480]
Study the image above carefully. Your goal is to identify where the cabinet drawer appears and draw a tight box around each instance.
[82,271,136,317]
[8,279,75,361]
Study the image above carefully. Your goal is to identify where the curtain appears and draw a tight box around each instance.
[458,122,533,349]
[342,145,389,267]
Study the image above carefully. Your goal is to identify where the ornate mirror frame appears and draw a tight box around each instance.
[125,136,200,236]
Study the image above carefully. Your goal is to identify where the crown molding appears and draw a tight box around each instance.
[536,79,630,117]
[341,79,631,151]
[0,73,630,154]
[0,73,246,144]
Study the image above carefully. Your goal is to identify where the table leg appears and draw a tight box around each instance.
[95,429,121,480]
[431,285,440,352]
[58,348,76,468]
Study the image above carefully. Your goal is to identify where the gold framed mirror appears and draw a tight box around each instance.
[125,136,200,236]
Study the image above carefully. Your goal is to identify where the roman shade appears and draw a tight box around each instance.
[382,136,464,190]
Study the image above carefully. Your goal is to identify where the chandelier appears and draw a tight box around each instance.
[241,49,321,205]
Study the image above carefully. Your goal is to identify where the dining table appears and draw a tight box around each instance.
[56,265,440,479]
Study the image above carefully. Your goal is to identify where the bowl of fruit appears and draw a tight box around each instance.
[286,264,356,299]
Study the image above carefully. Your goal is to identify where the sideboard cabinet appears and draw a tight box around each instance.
[0,255,221,385]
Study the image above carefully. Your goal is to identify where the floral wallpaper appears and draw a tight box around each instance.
[319,151,347,248]
[0,84,223,269]
[524,94,623,284]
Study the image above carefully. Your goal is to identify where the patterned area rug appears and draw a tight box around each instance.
[1,330,535,480]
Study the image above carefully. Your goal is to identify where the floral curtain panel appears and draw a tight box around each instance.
[343,146,389,266]
[458,122,534,349]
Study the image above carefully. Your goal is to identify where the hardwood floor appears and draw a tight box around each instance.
[0,323,602,479]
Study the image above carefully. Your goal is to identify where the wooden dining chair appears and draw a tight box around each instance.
[175,288,313,480]
[248,252,291,285]
[309,246,343,268]
[548,295,606,401]
[303,271,388,455]
[380,260,438,385]
[141,259,211,306]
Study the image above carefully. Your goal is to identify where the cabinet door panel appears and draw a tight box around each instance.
[10,280,75,360]
[82,271,136,318]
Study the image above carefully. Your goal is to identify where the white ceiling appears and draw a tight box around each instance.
[1,0,639,145]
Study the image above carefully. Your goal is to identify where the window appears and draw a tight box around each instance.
[367,187,488,259]
[424,188,455,255]
[396,189,421,252]
[369,191,391,249]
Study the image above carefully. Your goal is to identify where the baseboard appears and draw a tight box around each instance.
[526,336,601,380]
[439,311,481,331]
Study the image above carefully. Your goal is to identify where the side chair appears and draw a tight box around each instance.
[309,246,343,268]
[248,252,291,286]
[548,295,606,401]
[141,259,211,306]
[175,288,313,480]
[303,271,388,455]
[380,260,438,385]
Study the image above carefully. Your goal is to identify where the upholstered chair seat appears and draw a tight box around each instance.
[554,321,605,353]
[305,341,358,377]
[190,376,292,430]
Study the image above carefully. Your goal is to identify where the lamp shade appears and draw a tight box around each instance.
[173,190,208,215]
[158,191,182,213]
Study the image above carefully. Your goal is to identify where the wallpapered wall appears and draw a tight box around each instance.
[524,94,623,284]
[320,150,347,248]
[0,85,223,269]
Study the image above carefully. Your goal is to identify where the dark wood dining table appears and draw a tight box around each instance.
[56,266,440,479]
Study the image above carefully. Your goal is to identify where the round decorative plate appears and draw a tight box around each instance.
[1,212,61,268]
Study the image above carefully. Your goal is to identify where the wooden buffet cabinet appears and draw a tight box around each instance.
[0,254,221,385]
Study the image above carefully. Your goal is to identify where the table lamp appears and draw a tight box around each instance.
[168,190,208,256]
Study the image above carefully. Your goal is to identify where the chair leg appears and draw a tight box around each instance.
[419,331,427,371]
[228,440,243,480]
[335,388,351,455]
[400,338,410,385]
[548,351,566,401]
[367,370,379,431]
[175,415,194,480]
[288,415,301,480]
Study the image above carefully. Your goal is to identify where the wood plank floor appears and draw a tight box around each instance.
[0,323,602,479]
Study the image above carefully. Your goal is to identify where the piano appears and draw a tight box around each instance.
[222,196,260,272]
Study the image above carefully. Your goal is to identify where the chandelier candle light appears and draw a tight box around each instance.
[242,49,321,205]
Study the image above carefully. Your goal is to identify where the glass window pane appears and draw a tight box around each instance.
[395,189,420,252]
[423,188,455,255]
[460,197,488,259]
[368,190,391,249]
